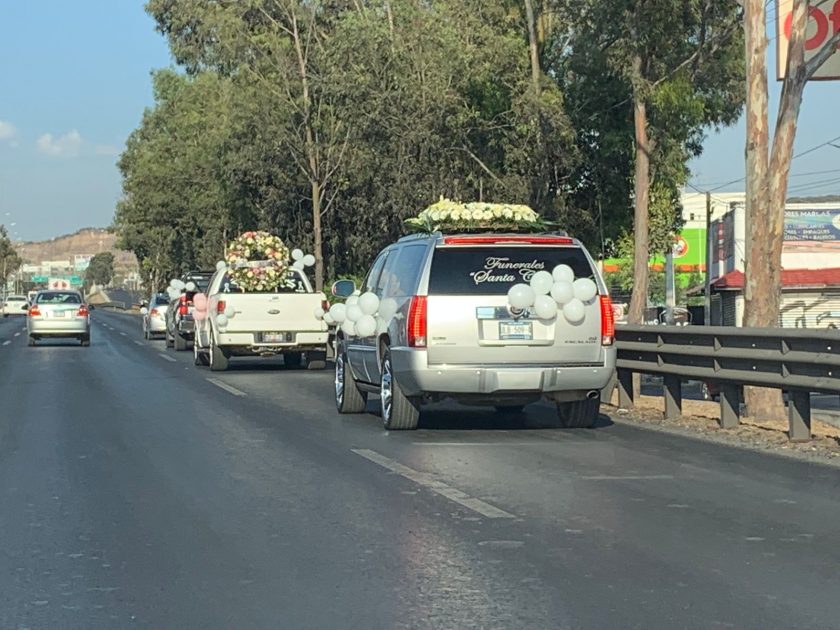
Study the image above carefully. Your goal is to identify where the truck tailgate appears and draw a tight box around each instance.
[213,294,327,334]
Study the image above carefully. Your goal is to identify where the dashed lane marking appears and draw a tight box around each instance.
[2,340,10,346]
[351,448,515,519]
[206,378,247,397]
[134,341,143,346]
[120,332,127,337]
[13,332,20,337]
[158,353,177,362]
[580,475,675,481]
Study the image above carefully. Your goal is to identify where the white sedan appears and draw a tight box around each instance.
[2,295,28,317]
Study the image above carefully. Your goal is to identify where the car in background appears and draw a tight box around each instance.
[2,295,28,317]
[27,290,91,346]
[333,232,616,430]
[140,293,171,339]
[165,270,214,351]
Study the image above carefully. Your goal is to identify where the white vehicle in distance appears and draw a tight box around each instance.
[2,295,28,317]
[140,293,171,339]
[193,268,330,371]
[27,290,91,347]
[332,233,616,430]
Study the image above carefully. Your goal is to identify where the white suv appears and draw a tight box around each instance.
[333,233,616,430]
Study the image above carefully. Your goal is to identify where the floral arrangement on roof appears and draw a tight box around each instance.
[224,231,292,292]
[405,198,552,233]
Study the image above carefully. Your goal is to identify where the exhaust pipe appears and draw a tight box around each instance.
[586,390,600,400]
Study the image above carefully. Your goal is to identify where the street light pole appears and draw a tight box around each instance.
[704,191,712,326]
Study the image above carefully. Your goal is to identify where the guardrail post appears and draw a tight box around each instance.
[617,369,634,409]
[788,391,812,442]
[719,385,740,429]
[663,375,682,419]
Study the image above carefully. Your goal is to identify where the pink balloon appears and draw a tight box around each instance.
[193,293,208,311]
[193,309,207,321]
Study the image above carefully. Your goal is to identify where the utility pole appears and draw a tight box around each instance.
[665,249,676,325]
[704,191,712,326]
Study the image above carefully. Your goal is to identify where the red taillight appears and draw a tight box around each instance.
[150,308,159,317]
[321,299,330,312]
[179,295,189,316]
[442,236,573,245]
[600,294,615,346]
[407,296,427,348]
[29,305,41,317]
[216,300,226,314]
[78,306,89,317]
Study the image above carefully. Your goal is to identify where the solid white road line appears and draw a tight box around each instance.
[351,448,515,519]
[206,378,247,397]
[158,353,177,362]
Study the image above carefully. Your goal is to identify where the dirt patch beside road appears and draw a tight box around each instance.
[604,392,840,466]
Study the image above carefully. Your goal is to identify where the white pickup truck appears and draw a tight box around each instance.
[193,268,329,371]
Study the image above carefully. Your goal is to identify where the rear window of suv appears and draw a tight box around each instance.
[428,246,594,295]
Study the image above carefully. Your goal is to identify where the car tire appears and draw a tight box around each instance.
[81,336,90,347]
[174,333,187,351]
[556,398,600,429]
[142,324,149,340]
[165,331,174,349]
[194,342,209,367]
[209,335,230,372]
[284,352,303,369]
[380,347,420,430]
[306,350,327,370]
[495,405,525,414]
[335,346,366,413]
[27,335,35,346]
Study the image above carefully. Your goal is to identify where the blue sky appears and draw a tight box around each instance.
[0,3,837,242]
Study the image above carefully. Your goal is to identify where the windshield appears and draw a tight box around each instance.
[153,294,171,305]
[184,273,213,291]
[36,292,82,304]
[219,271,308,294]
[428,246,594,295]
[5,296,25,301]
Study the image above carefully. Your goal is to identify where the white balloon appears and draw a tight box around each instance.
[508,283,536,309]
[185,282,196,292]
[346,304,363,322]
[293,260,305,271]
[529,270,554,296]
[346,295,359,307]
[378,298,398,321]
[358,292,380,316]
[291,248,304,261]
[376,316,390,335]
[302,254,316,267]
[224,305,235,318]
[313,307,325,320]
[140,307,148,315]
[329,303,347,323]
[169,279,179,289]
[533,294,558,320]
[167,288,180,301]
[552,264,575,284]
[323,312,335,325]
[176,279,187,290]
[341,320,356,337]
[216,313,229,327]
[573,277,598,302]
[562,298,585,323]
[550,281,574,305]
[216,260,227,271]
[355,314,377,337]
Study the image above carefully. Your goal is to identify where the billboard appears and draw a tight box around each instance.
[784,209,840,250]
[776,0,840,80]
[74,254,94,272]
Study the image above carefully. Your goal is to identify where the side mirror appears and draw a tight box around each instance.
[21,304,29,311]
[331,279,356,298]
[140,307,148,315]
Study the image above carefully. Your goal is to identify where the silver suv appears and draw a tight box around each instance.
[333,233,616,429]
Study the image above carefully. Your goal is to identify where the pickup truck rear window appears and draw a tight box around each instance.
[428,246,594,295]
[219,272,308,294]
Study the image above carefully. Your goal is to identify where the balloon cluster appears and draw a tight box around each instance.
[507,265,598,324]
[166,278,197,302]
[314,292,399,338]
[290,249,316,272]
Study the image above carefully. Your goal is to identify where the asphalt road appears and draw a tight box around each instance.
[2,310,839,629]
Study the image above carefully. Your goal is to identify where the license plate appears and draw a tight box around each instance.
[499,320,532,340]
[53,311,66,318]
[263,332,289,343]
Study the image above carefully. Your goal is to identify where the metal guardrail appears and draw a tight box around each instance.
[614,325,840,441]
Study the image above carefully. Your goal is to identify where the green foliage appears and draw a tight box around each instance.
[0,225,22,287]
[85,252,115,289]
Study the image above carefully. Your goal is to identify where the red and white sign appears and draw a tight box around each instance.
[777,0,840,80]
[48,278,70,290]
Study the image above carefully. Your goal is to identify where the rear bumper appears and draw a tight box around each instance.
[29,319,89,336]
[217,331,329,351]
[390,347,616,398]
[148,318,167,333]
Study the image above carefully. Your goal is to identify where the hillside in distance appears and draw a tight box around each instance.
[17,228,137,271]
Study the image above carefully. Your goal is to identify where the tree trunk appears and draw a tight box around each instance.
[627,85,650,327]
[524,0,541,95]
[311,180,324,292]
